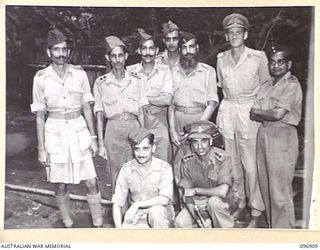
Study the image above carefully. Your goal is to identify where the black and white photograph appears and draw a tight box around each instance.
[4,4,315,233]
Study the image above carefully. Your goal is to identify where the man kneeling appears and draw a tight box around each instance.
[112,128,174,228]
[175,121,235,228]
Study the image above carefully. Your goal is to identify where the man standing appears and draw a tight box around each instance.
[250,45,302,228]
[174,121,236,228]
[169,31,219,148]
[156,20,180,72]
[216,13,270,227]
[112,128,174,228]
[31,28,103,228]
[127,29,173,162]
[93,36,149,190]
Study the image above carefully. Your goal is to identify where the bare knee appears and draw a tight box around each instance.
[56,183,68,196]
[207,196,223,209]
[85,178,99,195]
[149,205,166,219]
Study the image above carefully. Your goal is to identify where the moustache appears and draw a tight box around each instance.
[54,56,68,59]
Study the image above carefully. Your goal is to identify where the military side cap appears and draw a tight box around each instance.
[47,28,67,48]
[162,20,179,35]
[184,120,219,139]
[180,31,196,44]
[222,13,249,30]
[128,127,153,146]
[268,43,292,58]
[137,28,154,46]
[105,36,126,54]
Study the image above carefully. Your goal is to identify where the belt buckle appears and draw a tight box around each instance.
[121,113,130,121]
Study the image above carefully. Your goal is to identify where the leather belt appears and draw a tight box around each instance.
[175,105,205,114]
[224,97,255,104]
[143,105,165,115]
[262,121,294,128]
[48,111,81,120]
[108,112,136,121]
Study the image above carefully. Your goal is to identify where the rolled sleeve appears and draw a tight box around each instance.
[206,68,219,104]
[274,83,299,112]
[93,82,104,114]
[111,168,129,207]
[81,71,94,104]
[216,156,232,187]
[31,76,46,113]
[158,165,174,201]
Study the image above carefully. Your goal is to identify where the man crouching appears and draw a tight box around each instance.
[175,121,236,228]
[112,128,174,228]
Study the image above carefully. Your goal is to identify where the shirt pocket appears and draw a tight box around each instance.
[44,86,61,109]
[146,184,159,198]
[74,121,91,151]
[239,64,259,91]
[192,87,206,105]
[44,124,62,154]
[67,83,84,105]
[101,86,118,106]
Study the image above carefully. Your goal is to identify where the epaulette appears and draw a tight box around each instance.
[288,75,298,83]
[251,50,264,58]
[183,153,196,162]
[213,147,226,162]
[200,63,214,71]
[35,69,46,77]
[95,74,107,85]
[217,52,226,58]
[126,63,140,73]
[70,64,84,70]
[128,70,141,79]
[157,63,170,71]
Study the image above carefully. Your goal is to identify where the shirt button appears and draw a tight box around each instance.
[66,121,68,124]
[63,96,66,99]
[62,83,64,86]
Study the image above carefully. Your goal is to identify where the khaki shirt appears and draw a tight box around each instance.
[30,64,93,164]
[31,64,94,113]
[179,147,232,189]
[216,47,271,139]
[173,63,219,107]
[93,70,149,117]
[155,50,180,73]
[126,62,174,98]
[112,156,173,207]
[253,71,303,126]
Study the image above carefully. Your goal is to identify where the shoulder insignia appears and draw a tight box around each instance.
[128,70,141,79]
[183,154,196,162]
[217,52,226,58]
[200,63,214,71]
[213,147,226,162]
[288,75,298,82]
[95,74,107,85]
[251,50,264,58]
[71,64,84,70]
[35,69,46,77]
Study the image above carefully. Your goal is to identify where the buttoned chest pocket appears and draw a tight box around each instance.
[239,63,259,91]
[74,120,91,151]
[101,85,118,106]
[124,86,140,112]
[146,184,159,198]
[44,84,61,109]
[67,83,84,105]
[192,86,206,105]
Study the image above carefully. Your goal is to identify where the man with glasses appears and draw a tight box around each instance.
[250,45,302,228]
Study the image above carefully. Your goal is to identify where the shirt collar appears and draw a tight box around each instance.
[105,70,131,88]
[130,156,162,175]
[46,64,73,77]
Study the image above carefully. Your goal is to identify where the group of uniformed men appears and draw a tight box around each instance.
[31,12,303,229]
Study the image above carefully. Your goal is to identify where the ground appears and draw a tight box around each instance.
[4,111,305,229]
